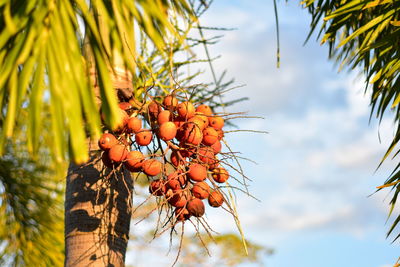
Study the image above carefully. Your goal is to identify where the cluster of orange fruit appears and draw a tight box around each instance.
[98,95,230,222]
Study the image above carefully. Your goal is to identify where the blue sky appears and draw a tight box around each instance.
[127,1,399,266]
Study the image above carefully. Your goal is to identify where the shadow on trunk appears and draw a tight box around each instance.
[65,151,133,267]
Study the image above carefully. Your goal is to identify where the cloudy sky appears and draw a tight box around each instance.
[128,1,399,266]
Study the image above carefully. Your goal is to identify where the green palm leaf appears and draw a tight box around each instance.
[0,0,194,164]
[303,0,400,241]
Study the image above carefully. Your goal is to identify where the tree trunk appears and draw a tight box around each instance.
[64,53,134,266]
[65,141,133,266]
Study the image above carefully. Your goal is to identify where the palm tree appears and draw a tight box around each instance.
[302,0,400,240]
[0,1,195,265]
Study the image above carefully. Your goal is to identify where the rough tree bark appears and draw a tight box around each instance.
[65,149,133,266]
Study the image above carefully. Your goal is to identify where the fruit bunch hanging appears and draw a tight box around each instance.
[99,93,232,224]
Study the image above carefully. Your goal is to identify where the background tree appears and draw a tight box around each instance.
[0,109,64,266]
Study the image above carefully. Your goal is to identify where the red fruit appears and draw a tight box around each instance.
[113,109,129,132]
[127,117,142,133]
[208,160,220,170]
[208,190,224,207]
[148,101,162,119]
[157,110,172,125]
[142,159,162,176]
[179,142,196,157]
[188,116,207,131]
[108,144,128,163]
[216,129,224,140]
[182,123,203,145]
[149,180,166,196]
[198,147,215,165]
[175,207,190,221]
[202,127,218,146]
[135,130,153,146]
[124,150,144,171]
[196,104,213,116]
[212,167,229,183]
[209,116,224,130]
[158,122,177,141]
[187,198,205,217]
[194,113,209,128]
[163,95,178,110]
[168,190,188,208]
[101,151,114,168]
[177,101,195,119]
[118,102,132,111]
[187,163,207,182]
[167,179,181,190]
[192,182,210,199]
[170,151,186,167]
[174,118,186,141]
[211,140,222,154]
[173,117,186,128]
[98,133,118,151]
[167,171,187,190]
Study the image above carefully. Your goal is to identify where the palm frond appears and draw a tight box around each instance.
[0,119,65,267]
[0,0,194,164]
[303,0,400,240]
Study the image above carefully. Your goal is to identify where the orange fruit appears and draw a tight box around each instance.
[113,109,129,132]
[158,122,177,141]
[148,101,162,119]
[163,95,178,110]
[208,159,220,170]
[118,102,132,111]
[173,117,186,128]
[196,104,213,116]
[124,150,144,171]
[157,110,172,125]
[108,144,128,163]
[211,140,222,154]
[175,207,191,221]
[192,182,210,199]
[170,151,186,167]
[194,113,209,128]
[187,198,205,217]
[188,116,206,130]
[187,163,207,182]
[197,147,215,165]
[216,129,224,140]
[167,171,187,190]
[177,101,195,119]
[182,123,203,145]
[126,117,142,133]
[101,151,114,168]
[208,190,224,207]
[135,130,153,146]
[202,127,218,146]
[149,180,166,196]
[212,167,229,183]
[209,116,224,130]
[142,159,162,176]
[179,142,196,157]
[168,190,188,208]
[98,133,118,151]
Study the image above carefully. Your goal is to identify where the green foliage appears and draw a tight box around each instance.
[0,0,193,164]
[0,121,65,266]
[302,0,400,241]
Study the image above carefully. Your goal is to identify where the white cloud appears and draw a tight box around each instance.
[218,69,399,240]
